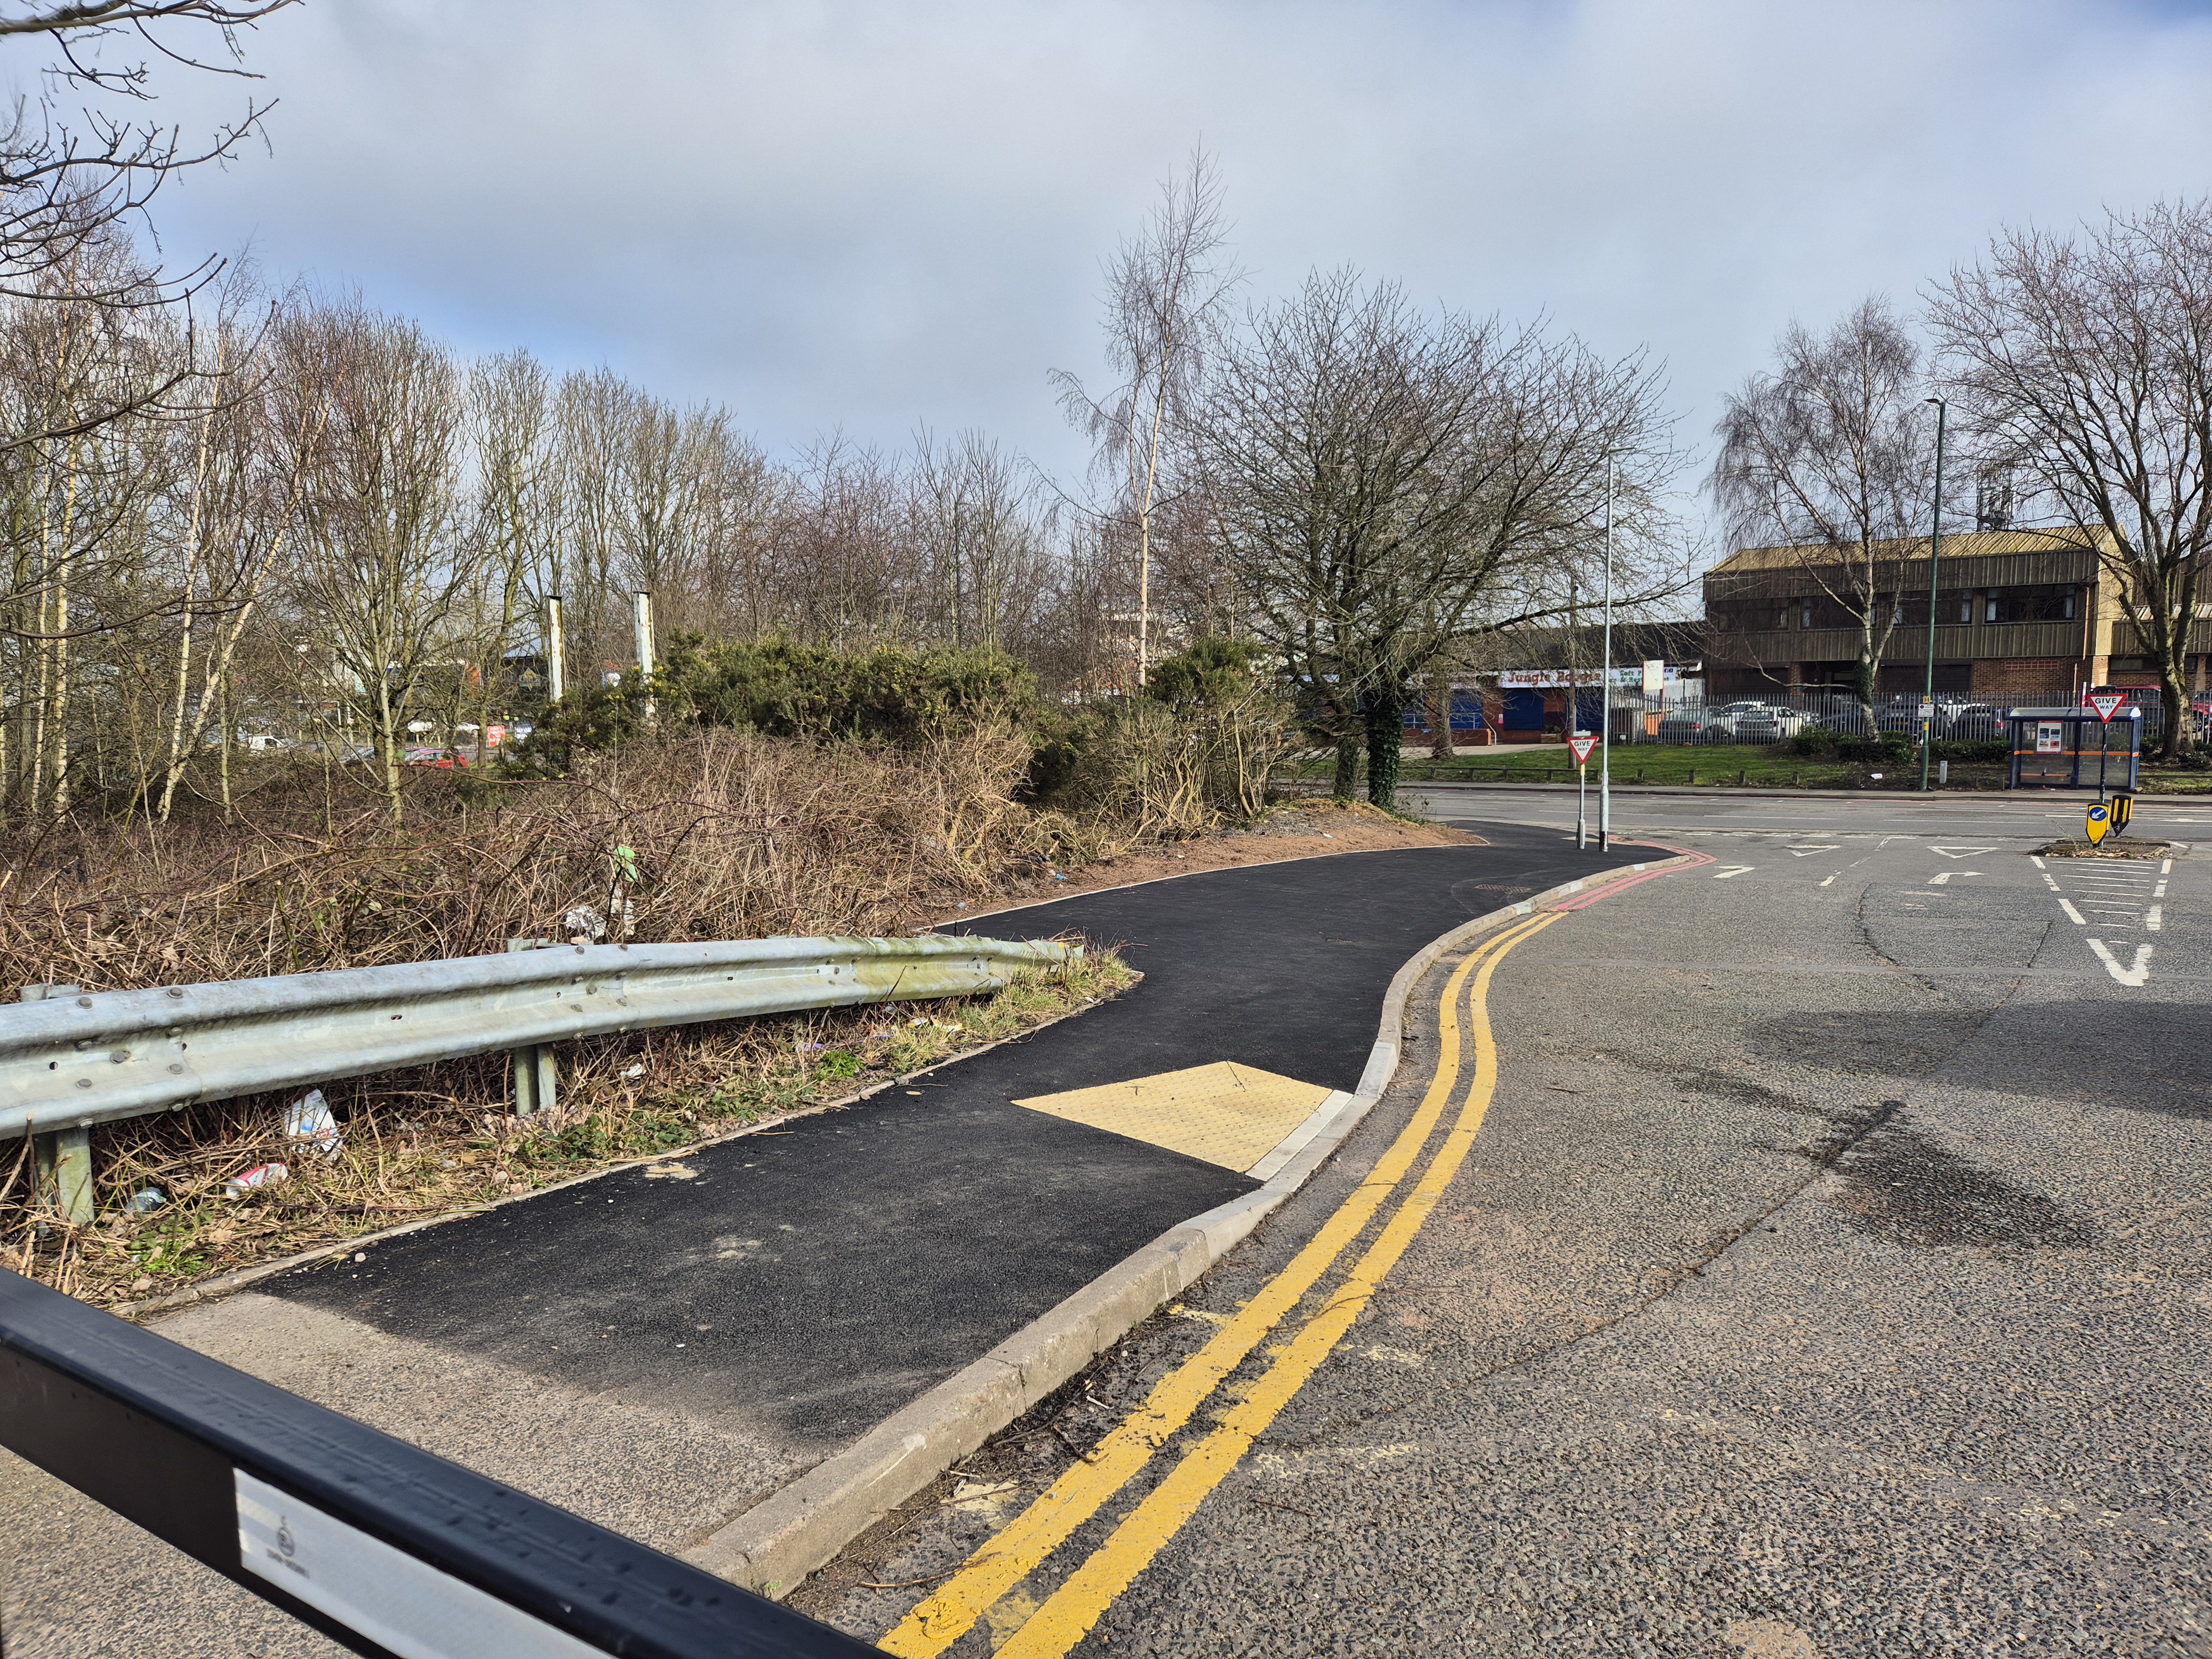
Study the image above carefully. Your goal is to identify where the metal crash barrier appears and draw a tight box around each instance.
[3,932,1078,1222]
[0,1267,880,1657]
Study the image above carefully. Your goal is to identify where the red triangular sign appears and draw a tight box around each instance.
[1567,734,1599,766]
[2089,691,2125,723]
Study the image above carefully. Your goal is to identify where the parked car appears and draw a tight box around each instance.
[1940,702,2008,742]
[1655,709,1722,743]
[402,745,468,769]
[1707,701,1814,742]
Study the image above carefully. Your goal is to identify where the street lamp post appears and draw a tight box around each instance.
[1920,397,1947,792]
[1599,455,1616,851]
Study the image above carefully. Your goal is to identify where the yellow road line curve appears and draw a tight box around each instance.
[994,911,1560,1659]
[880,913,1550,1658]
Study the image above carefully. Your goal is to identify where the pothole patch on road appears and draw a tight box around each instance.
[1829,1123,2093,1248]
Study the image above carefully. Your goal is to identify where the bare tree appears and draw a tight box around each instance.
[1929,200,2212,757]
[1197,269,1677,808]
[1709,298,1936,732]
[911,426,1052,655]
[1052,149,1241,687]
[0,2,300,452]
[150,273,321,818]
[283,302,471,823]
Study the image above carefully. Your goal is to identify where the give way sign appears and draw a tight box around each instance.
[2089,691,2126,723]
[1567,734,1599,766]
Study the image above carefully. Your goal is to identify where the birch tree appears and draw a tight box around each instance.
[1052,149,1241,687]
[284,303,472,823]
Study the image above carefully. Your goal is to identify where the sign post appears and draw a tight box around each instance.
[1569,733,1598,849]
[2088,691,2125,801]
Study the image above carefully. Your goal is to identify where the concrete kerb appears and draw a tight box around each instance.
[688,851,1697,1599]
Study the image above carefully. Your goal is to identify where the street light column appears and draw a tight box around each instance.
[1599,456,1615,850]
[1920,398,1946,792]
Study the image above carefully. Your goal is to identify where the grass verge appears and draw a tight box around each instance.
[2,951,1133,1313]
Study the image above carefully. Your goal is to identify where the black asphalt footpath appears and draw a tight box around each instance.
[262,828,1642,1458]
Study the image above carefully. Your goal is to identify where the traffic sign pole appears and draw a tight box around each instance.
[2088,691,2124,802]
[1577,748,1587,851]
[1568,733,1599,850]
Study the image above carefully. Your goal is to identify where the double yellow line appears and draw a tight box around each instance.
[883,909,1559,1659]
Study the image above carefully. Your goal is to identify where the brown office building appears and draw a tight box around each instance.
[1703,529,2199,704]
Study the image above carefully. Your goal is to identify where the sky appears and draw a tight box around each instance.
[68,0,2212,556]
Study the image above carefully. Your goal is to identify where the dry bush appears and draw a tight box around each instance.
[1053,696,1292,851]
[0,726,1039,993]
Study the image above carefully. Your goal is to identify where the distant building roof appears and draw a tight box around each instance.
[1709,526,2111,576]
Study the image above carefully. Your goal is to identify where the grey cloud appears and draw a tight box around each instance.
[139,0,2212,497]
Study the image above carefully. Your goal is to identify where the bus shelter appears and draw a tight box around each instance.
[2007,706,2141,790]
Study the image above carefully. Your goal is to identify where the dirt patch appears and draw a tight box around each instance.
[940,800,1485,924]
[2036,838,2173,860]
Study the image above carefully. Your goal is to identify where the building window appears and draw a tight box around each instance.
[1984,584,2081,624]
[1802,601,1813,629]
[1958,592,1974,623]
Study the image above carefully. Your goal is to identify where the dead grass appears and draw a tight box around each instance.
[2034,838,2172,859]
[0,726,1064,990]
[6,953,1134,1311]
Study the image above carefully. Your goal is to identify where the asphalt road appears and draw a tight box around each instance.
[818,789,2211,1656]
[1,828,1641,1659]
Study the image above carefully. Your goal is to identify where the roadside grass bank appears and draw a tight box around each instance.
[6,953,1134,1313]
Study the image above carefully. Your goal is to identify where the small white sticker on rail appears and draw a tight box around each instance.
[236,1469,607,1659]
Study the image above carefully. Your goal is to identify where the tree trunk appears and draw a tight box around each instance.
[1427,666,1453,761]
[1331,731,1360,801]
[1854,642,1879,741]
[2159,656,2193,761]
[1364,690,1404,811]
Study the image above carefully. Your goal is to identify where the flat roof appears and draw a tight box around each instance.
[1710,528,2110,576]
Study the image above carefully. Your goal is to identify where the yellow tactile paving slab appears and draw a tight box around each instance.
[1014,1062,1334,1172]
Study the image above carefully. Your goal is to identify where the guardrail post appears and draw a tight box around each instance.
[19,983,92,1225]
[504,941,558,1115]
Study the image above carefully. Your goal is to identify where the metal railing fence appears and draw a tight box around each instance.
[1573,688,2176,747]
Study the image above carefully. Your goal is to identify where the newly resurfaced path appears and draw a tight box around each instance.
[2,826,1643,1658]
[811,794,2211,1657]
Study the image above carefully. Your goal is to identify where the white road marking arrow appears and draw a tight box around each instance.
[1926,872,1983,885]
[1929,846,1998,858]
[2088,938,2153,986]
[1713,865,1755,880]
